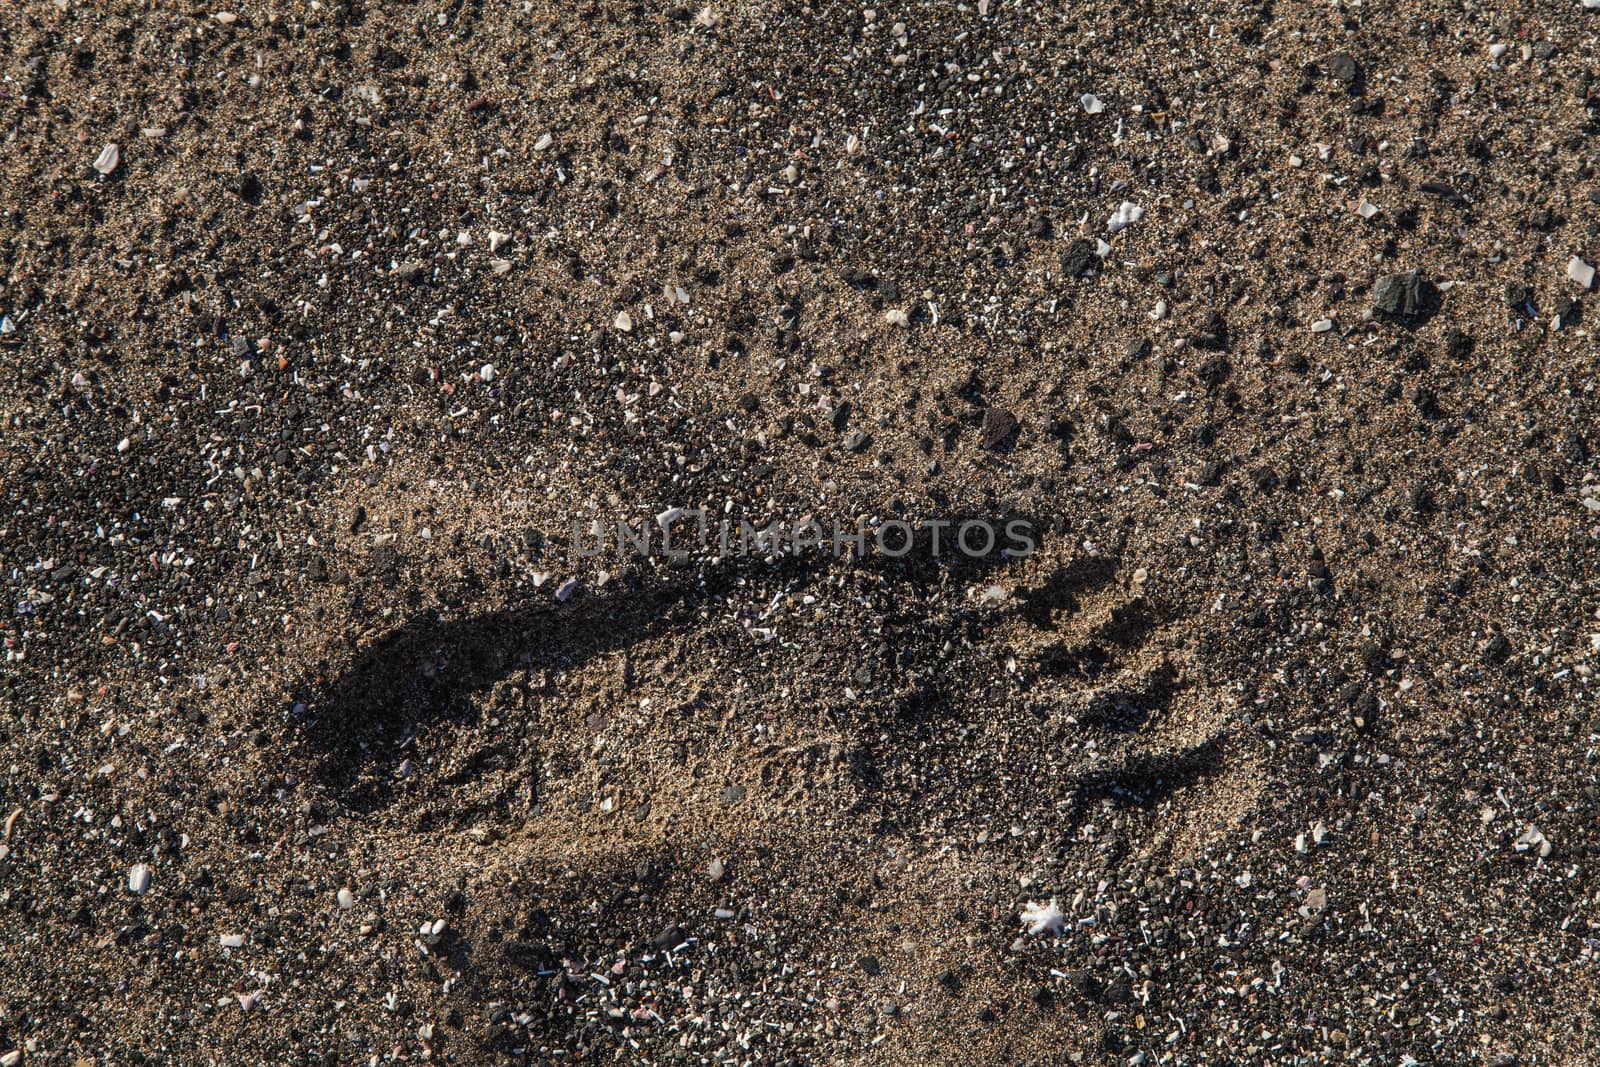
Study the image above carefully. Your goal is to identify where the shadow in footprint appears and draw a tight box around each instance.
[1069,735,1226,826]
[287,573,727,813]
[287,513,1045,815]
[1018,554,1120,629]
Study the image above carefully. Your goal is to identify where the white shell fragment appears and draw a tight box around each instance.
[128,863,151,895]
[93,143,121,175]
[1514,824,1552,858]
[1080,93,1104,114]
[1106,201,1143,235]
[1567,255,1596,289]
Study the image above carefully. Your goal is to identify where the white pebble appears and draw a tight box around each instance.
[478,363,496,383]
[884,308,909,328]
[487,230,511,252]
[613,310,633,332]
[128,863,151,895]
[534,133,554,151]
[1311,318,1336,333]
[219,933,246,948]
[337,887,356,910]
[93,143,121,175]
[1079,93,1104,115]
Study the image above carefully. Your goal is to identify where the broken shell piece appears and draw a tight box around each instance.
[1567,255,1596,290]
[1106,201,1143,235]
[93,144,121,175]
[1514,824,1552,858]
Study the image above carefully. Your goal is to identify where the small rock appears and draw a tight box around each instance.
[1061,239,1098,278]
[128,863,151,895]
[980,408,1019,450]
[1372,270,1437,318]
[93,143,121,175]
[1326,53,1364,95]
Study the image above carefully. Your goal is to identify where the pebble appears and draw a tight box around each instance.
[1080,93,1104,114]
[93,143,120,175]
[219,934,246,948]
[1372,270,1434,317]
[613,310,633,332]
[478,363,496,383]
[337,887,356,909]
[556,577,579,601]
[1310,318,1336,333]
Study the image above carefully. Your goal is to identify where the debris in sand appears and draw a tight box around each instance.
[1020,899,1066,936]
[1566,255,1595,290]
[93,144,120,175]
[1107,201,1144,235]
